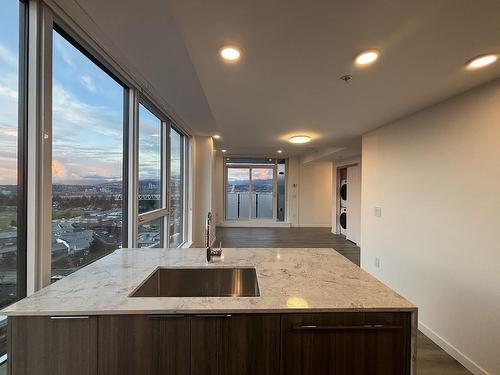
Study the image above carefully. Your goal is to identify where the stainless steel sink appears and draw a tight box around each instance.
[130,267,260,297]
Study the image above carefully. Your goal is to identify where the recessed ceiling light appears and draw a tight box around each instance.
[466,54,498,70]
[213,134,221,139]
[220,46,241,62]
[221,149,227,153]
[288,135,311,144]
[277,150,283,153]
[355,49,380,66]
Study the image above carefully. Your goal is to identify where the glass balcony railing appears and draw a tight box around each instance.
[226,192,273,219]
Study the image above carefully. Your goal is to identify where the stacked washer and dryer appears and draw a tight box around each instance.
[339,178,348,236]
[337,164,361,245]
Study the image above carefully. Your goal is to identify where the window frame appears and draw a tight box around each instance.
[136,97,170,247]
[36,10,131,284]
[168,124,187,247]
[22,1,192,290]
[223,159,278,222]
[16,0,29,307]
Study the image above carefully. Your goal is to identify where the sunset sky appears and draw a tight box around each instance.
[227,168,273,182]
[0,0,19,185]
[0,2,179,186]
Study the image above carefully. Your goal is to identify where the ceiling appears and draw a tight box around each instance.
[72,0,500,157]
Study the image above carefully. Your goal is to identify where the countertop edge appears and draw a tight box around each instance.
[3,307,418,316]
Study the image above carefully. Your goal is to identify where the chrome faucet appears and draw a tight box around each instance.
[205,212,222,262]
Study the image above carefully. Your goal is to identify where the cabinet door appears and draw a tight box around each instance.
[190,314,281,375]
[98,315,189,375]
[281,312,411,375]
[9,316,97,375]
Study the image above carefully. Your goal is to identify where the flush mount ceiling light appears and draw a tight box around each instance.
[355,49,380,66]
[288,135,311,144]
[277,150,283,153]
[219,46,241,62]
[466,54,498,70]
[221,149,227,153]
[212,134,221,139]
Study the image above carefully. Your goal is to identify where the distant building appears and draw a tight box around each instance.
[51,221,94,255]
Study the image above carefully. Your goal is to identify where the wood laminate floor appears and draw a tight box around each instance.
[216,226,471,375]
[216,226,361,265]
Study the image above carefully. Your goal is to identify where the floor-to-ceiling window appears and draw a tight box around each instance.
[51,28,125,281]
[0,0,26,362]
[169,127,184,247]
[137,103,164,248]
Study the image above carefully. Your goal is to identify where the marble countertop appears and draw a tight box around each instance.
[2,248,416,316]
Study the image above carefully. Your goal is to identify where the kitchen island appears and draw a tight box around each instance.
[3,248,417,375]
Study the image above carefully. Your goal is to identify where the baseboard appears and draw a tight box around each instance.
[220,221,292,228]
[418,321,490,375]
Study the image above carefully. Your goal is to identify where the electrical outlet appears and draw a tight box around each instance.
[374,257,381,268]
[374,207,382,217]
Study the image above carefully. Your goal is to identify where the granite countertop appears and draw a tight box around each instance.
[2,248,416,316]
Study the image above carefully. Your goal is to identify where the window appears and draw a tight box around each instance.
[51,29,125,281]
[169,127,184,247]
[0,0,22,308]
[138,218,163,248]
[0,0,25,361]
[225,158,279,221]
[137,103,166,248]
[138,104,162,214]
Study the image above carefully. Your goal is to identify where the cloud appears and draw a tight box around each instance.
[54,37,74,67]
[0,84,18,99]
[52,83,123,140]
[80,75,96,92]
[0,43,17,67]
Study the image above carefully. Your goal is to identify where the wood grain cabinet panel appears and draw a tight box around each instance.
[280,312,412,375]
[9,316,97,375]
[97,315,189,375]
[190,314,281,375]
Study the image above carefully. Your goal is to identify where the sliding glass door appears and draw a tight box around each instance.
[226,166,275,221]
[226,168,250,220]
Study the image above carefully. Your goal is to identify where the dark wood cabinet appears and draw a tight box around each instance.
[280,312,412,375]
[8,312,412,375]
[97,314,189,375]
[8,316,97,375]
[190,314,281,375]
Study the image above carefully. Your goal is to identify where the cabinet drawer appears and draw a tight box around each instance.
[281,312,411,375]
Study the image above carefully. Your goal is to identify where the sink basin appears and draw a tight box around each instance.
[130,267,260,297]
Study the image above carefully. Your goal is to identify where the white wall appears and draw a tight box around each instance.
[361,79,500,375]
[191,136,214,246]
[213,156,332,227]
[288,157,332,227]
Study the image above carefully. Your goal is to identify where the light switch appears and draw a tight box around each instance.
[374,207,382,217]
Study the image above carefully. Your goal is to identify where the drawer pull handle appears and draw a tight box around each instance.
[148,314,185,319]
[50,316,89,320]
[292,324,402,331]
